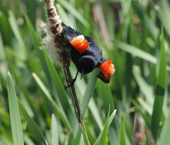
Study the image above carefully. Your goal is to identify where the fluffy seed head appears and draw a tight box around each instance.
[40,0,71,67]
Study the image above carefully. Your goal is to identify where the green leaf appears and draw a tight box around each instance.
[96,81,114,114]
[8,11,26,60]
[0,136,13,145]
[0,32,8,87]
[44,51,76,131]
[67,130,82,145]
[112,40,157,63]
[56,4,75,29]
[137,97,152,116]
[70,65,104,131]
[80,68,99,115]
[18,99,48,145]
[73,68,99,137]
[151,28,167,141]
[0,32,5,59]
[24,135,35,145]
[89,99,103,131]
[144,15,159,38]
[156,33,167,89]
[7,72,24,145]
[57,0,90,28]
[32,73,53,102]
[131,99,151,126]
[120,117,126,145]
[24,14,39,49]
[98,106,110,145]
[94,109,117,145]
[51,114,59,145]
[5,58,36,118]
[157,108,170,145]
[133,65,154,105]
[32,73,70,130]
[81,123,89,145]
[25,14,51,82]
[157,1,170,37]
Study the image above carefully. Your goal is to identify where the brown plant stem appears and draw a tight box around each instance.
[43,0,90,144]
[64,62,90,145]
[62,61,81,129]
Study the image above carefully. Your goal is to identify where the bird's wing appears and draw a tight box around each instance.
[62,24,90,54]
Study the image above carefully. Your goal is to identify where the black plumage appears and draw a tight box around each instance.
[62,23,112,85]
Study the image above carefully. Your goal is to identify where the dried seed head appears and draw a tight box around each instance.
[40,0,71,67]
[133,116,145,145]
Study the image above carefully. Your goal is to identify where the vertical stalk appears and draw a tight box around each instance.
[65,65,90,145]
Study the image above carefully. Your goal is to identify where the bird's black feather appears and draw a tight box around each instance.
[62,23,110,85]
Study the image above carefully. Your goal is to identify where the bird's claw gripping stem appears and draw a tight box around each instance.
[65,70,78,88]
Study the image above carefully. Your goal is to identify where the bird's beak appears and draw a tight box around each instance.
[97,71,110,83]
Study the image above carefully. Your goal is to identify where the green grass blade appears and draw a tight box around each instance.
[0,136,13,145]
[98,106,110,145]
[6,59,34,117]
[80,69,99,115]
[156,34,167,89]
[67,129,82,145]
[94,109,117,145]
[8,11,26,60]
[24,14,39,49]
[157,1,170,37]
[81,124,89,145]
[32,73,71,130]
[56,4,75,29]
[96,81,114,114]
[32,73,53,101]
[112,40,157,63]
[8,11,39,74]
[151,28,167,141]
[120,117,126,145]
[0,13,13,46]
[132,2,159,38]
[133,65,154,105]
[70,65,104,131]
[89,99,103,131]
[73,68,99,137]
[137,97,152,116]
[24,135,35,145]
[57,0,90,28]
[7,72,24,145]
[144,15,159,38]
[6,48,25,65]
[25,14,51,81]
[51,114,59,145]
[0,32,5,59]
[72,129,82,145]
[44,51,76,131]
[131,99,151,126]
[157,108,170,145]
[18,99,48,145]
[0,32,8,87]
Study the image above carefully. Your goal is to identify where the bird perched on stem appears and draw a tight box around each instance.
[62,24,115,87]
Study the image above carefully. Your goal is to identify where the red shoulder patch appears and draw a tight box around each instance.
[99,60,115,80]
[69,35,90,54]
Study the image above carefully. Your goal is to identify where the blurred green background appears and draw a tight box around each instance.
[0,0,170,145]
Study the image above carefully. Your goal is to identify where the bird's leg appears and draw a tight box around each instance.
[80,69,84,79]
[66,70,79,88]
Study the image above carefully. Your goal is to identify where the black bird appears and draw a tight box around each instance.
[62,24,115,86]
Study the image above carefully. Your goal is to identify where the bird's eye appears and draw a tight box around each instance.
[101,58,104,61]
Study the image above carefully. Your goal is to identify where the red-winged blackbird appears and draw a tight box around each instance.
[62,24,115,86]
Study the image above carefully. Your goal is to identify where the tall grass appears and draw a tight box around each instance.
[0,0,170,144]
